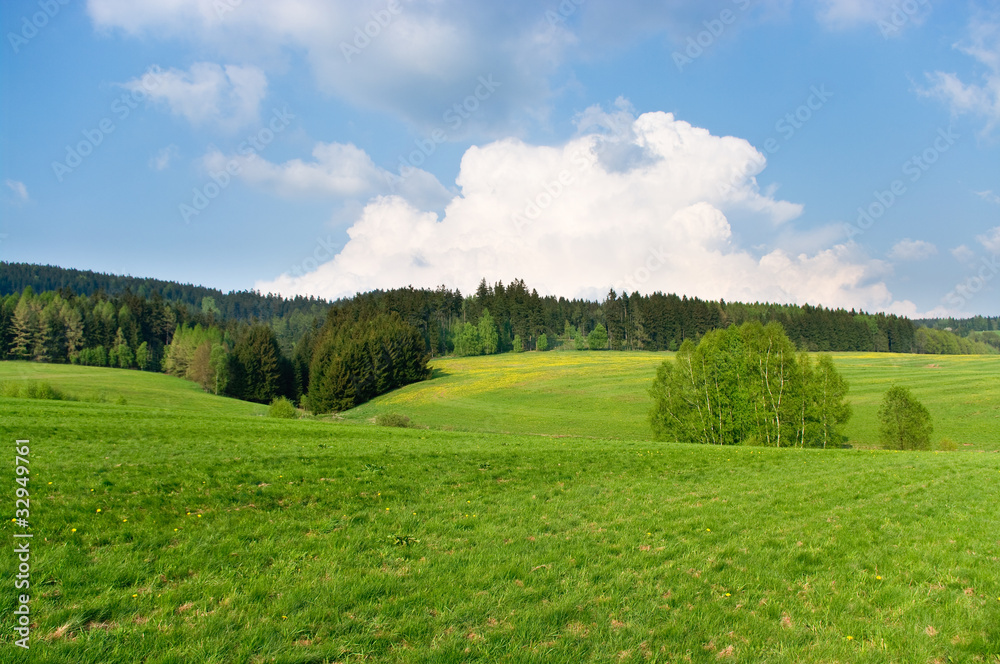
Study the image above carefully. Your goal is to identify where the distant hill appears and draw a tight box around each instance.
[0,261,330,321]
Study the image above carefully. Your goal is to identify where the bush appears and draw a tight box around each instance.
[375,413,411,428]
[537,333,549,351]
[0,381,71,401]
[937,437,958,452]
[268,396,298,419]
[587,324,608,350]
[878,385,933,450]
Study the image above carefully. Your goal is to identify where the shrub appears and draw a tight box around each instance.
[375,413,411,428]
[537,333,549,351]
[937,437,958,452]
[0,381,71,401]
[587,324,608,350]
[268,396,298,419]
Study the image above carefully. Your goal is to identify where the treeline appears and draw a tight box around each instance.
[0,287,205,370]
[0,261,330,323]
[2,263,996,412]
[342,279,920,355]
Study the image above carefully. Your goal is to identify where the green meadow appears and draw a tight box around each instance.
[344,352,1000,450]
[1,357,998,662]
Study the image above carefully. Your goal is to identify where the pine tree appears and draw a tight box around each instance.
[62,303,84,360]
[10,296,37,359]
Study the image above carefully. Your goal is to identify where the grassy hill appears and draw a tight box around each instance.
[342,352,1000,450]
[0,361,265,417]
[1,357,998,662]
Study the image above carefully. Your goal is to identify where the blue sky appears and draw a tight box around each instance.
[1,0,998,316]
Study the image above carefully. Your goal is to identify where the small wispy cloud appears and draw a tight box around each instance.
[978,225,1000,254]
[889,238,937,261]
[951,244,976,262]
[150,145,180,171]
[5,179,29,203]
[920,13,1000,136]
[976,189,1000,205]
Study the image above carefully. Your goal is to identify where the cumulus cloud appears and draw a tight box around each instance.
[5,179,29,203]
[889,238,937,261]
[122,62,268,130]
[201,141,453,211]
[921,14,1000,135]
[256,109,905,313]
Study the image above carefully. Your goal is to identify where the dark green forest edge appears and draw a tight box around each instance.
[1,262,997,414]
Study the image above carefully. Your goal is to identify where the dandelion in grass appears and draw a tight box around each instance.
[876,575,882,580]
[96,509,101,513]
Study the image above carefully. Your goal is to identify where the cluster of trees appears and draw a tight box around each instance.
[649,322,852,447]
[913,327,998,355]
[0,287,200,370]
[306,311,430,413]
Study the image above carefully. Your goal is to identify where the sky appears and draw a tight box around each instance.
[1,0,998,317]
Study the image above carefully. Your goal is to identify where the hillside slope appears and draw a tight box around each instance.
[341,352,1000,449]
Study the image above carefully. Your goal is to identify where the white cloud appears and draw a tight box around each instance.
[90,0,570,134]
[815,0,929,33]
[978,225,1000,254]
[976,189,1000,204]
[921,14,1000,135]
[5,179,28,202]
[256,109,904,314]
[951,244,976,262]
[150,145,180,171]
[889,238,937,261]
[85,0,793,135]
[201,141,453,211]
[122,62,267,130]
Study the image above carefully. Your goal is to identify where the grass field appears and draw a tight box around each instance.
[342,352,1000,449]
[1,359,999,662]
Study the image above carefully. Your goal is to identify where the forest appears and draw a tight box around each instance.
[0,263,995,411]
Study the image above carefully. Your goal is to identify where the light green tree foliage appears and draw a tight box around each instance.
[512,334,524,353]
[201,296,221,317]
[537,333,549,351]
[587,324,608,350]
[478,309,499,355]
[575,330,587,350]
[163,324,231,391]
[878,385,933,450]
[454,322,482,357]
[649,322,852,447]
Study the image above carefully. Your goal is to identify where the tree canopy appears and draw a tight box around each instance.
[649,322,852,447]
